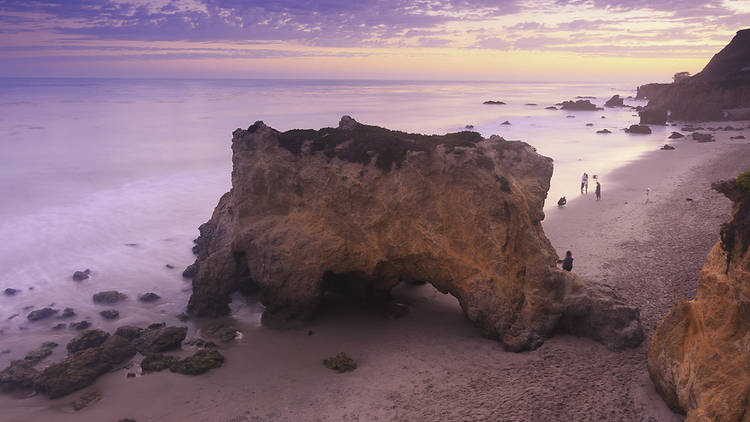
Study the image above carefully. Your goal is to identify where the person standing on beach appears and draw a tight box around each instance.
[561,251,574,271]
[581,172,588,194]
[595,181,601,201]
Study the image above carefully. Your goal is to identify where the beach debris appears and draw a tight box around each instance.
[99,310,120,320]
[692,132,715,142]
[596,129,612,134]
[93,291,127,304]
[483,100,505,105]
[169,349,224,375]
[70,320,91,330]
[114,325,143,341]
[668,132,685,139]
[625,124,652,134]
[560,99,602,111]
[73,390,101,411]
[61,307,76,318]
[384,302,409,319]
[141,353,179,373]
[3,288,18,296]
[72,269,91,281]
[604,94,624,107]
[323,352,357,373]
[133,326,187,354]
[27,308,59,321]
[501,120,511,125]
[660,144,676,150]
[138,292,161,303]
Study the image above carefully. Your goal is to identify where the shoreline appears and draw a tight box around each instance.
[1,124,749,421]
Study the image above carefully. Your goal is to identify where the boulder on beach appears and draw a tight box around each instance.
[185,116,643,352]
[638,29,750,121]
[132,326,187,354]
[648,176,750,420]
[604,94,624,107]
[141,353,179,373]
[93,291,127,304]
[625,124,652,134]
[27,308,58,321]
[323,352,357,373]
[169,349,224,375]
[99,310,119,320]
[560,100,601,111]
[67,329,110,354]
[72,270,90,281]
[668,132,685,139]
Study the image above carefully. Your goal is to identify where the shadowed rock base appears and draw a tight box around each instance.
[187,116,643,352]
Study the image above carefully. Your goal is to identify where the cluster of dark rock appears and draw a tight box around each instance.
[0,324,223,399]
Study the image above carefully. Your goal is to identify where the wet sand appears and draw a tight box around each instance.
[1,125,749,422]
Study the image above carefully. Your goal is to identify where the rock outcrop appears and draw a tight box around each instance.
[186,116,643,352]
[640,29,750,122]
[560,100,602,111]
[648,174,750,420]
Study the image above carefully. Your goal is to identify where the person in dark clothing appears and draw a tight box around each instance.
[595,181,601,201]
[561,250,574,271]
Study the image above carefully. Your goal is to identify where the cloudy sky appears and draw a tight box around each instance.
[0,0,748,81]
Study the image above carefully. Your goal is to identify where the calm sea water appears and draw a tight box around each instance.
[0,78,671,362]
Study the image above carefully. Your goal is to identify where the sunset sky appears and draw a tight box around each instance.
[1,0,748,81]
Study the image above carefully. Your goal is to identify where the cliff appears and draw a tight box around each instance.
[186,116,643,352]
[640,29,750,122]
[648,173,750,420]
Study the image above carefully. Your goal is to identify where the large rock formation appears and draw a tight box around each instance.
[640,29,750,122]
[186,116,643,352]
[648,174,750,420]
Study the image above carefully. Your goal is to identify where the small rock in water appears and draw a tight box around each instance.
[3,288,18,296]
[585,123,594,126]
[27,308,58,321]
[7,314,19,320]
[124,243,138,247]
[544,106,558,110]
[0,349,9,355]
[115,326,143,341]
[660,144,675,150]
[464,125,474,130]
[141,353,179,373]
[668,131,685,139]
[72,269,91,281]
[93,291,127,304]
[205,324,239,342]
[692,132,715,142]
[323,352,357,373]
[625,124,652,134]
[169,349,225,375]
[148,322,166,330]
[138,293,161,303]
[730,135,746,139]
[165,264,175,269]
[52,323,67,330]
[596,129,611,134]
[67,329,109,354]
[24,342,58,364]
[99,310,120,320]
[686,197,693,201]
[61,308,76,318]
[72,390,101,411]
[483,100,505,105]
[501,120,511,125]
[176,313,190,322]
[70,320,91,330]
[182,263,197,279]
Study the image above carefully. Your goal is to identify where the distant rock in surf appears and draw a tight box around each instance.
[72,270,90,281]
[560,99,602,111]
[625,124,652,134]
[483,100,506,105]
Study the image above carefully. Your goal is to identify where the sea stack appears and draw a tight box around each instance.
[648,174,750,419]
[186,116,643,352]
[640,29,750,122]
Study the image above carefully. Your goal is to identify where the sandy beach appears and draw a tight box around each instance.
[1,125,748,422]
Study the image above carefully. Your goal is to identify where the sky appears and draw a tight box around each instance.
[0,0,748,81]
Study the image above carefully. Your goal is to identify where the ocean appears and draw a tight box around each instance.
[0,78,672,362]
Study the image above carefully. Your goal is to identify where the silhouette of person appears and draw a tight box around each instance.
[595,181,601,201]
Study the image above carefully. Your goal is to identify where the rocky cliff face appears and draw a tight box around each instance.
[186,116,643,352]
[648,174,750,420]
[640,29,750,122]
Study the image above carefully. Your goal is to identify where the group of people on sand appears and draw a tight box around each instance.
[557,172,601,208]
[580,172,601,200]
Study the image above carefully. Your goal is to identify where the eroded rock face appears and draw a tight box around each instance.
[640,29,750,122]
[648,176,750,420]
[186,116,643,352]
